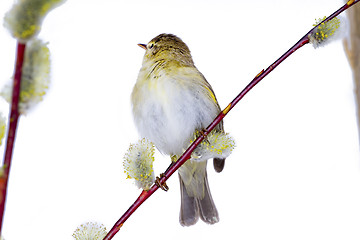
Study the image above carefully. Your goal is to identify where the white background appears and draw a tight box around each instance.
[0,0,360,239]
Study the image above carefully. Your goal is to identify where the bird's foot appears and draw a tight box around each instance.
[155,173,169,191]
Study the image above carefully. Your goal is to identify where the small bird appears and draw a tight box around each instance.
[131,33,225,226]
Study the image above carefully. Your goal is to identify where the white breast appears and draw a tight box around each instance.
[131,66,219,156]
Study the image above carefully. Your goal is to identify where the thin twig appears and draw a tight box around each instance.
[0,42,26,234]
[103,1,359,239]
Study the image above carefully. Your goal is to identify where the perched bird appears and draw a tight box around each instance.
[131,33,225,226]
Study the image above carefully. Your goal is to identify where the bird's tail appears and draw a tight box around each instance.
[178,161,219,226]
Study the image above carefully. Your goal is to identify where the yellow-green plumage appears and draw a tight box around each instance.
[131,33,225,226]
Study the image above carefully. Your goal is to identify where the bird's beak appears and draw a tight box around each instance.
[138,43,147,50]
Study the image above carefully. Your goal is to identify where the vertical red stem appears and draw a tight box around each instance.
[0,42,26,235]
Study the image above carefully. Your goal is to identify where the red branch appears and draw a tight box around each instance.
[104,1,359,239]
[0,42,26,234]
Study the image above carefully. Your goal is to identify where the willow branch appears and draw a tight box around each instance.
[343,0,360,140]
[0,42,26,234]
[103,1,359,239]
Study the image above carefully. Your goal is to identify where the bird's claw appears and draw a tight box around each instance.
[199,129,210,144]
[155,173,169,191]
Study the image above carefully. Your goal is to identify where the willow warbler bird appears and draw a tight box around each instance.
[131,33,225,226]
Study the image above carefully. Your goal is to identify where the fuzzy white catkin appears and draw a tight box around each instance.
[190,131,235,162]
[0,38,50,115]
[309,16,348,48]
[123,138,155,190]
[72,222,108,240]
[4,0,66,42]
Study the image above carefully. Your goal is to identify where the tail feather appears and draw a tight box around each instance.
[178,170,219,226]
[198,173,219,224]
[179,175,200,226]
[213,158,226,173]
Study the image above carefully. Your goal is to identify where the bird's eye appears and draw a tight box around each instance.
[148,43,154,49]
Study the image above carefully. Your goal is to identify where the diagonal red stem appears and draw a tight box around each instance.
[103,1,359,239]
[0,42,26,235]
